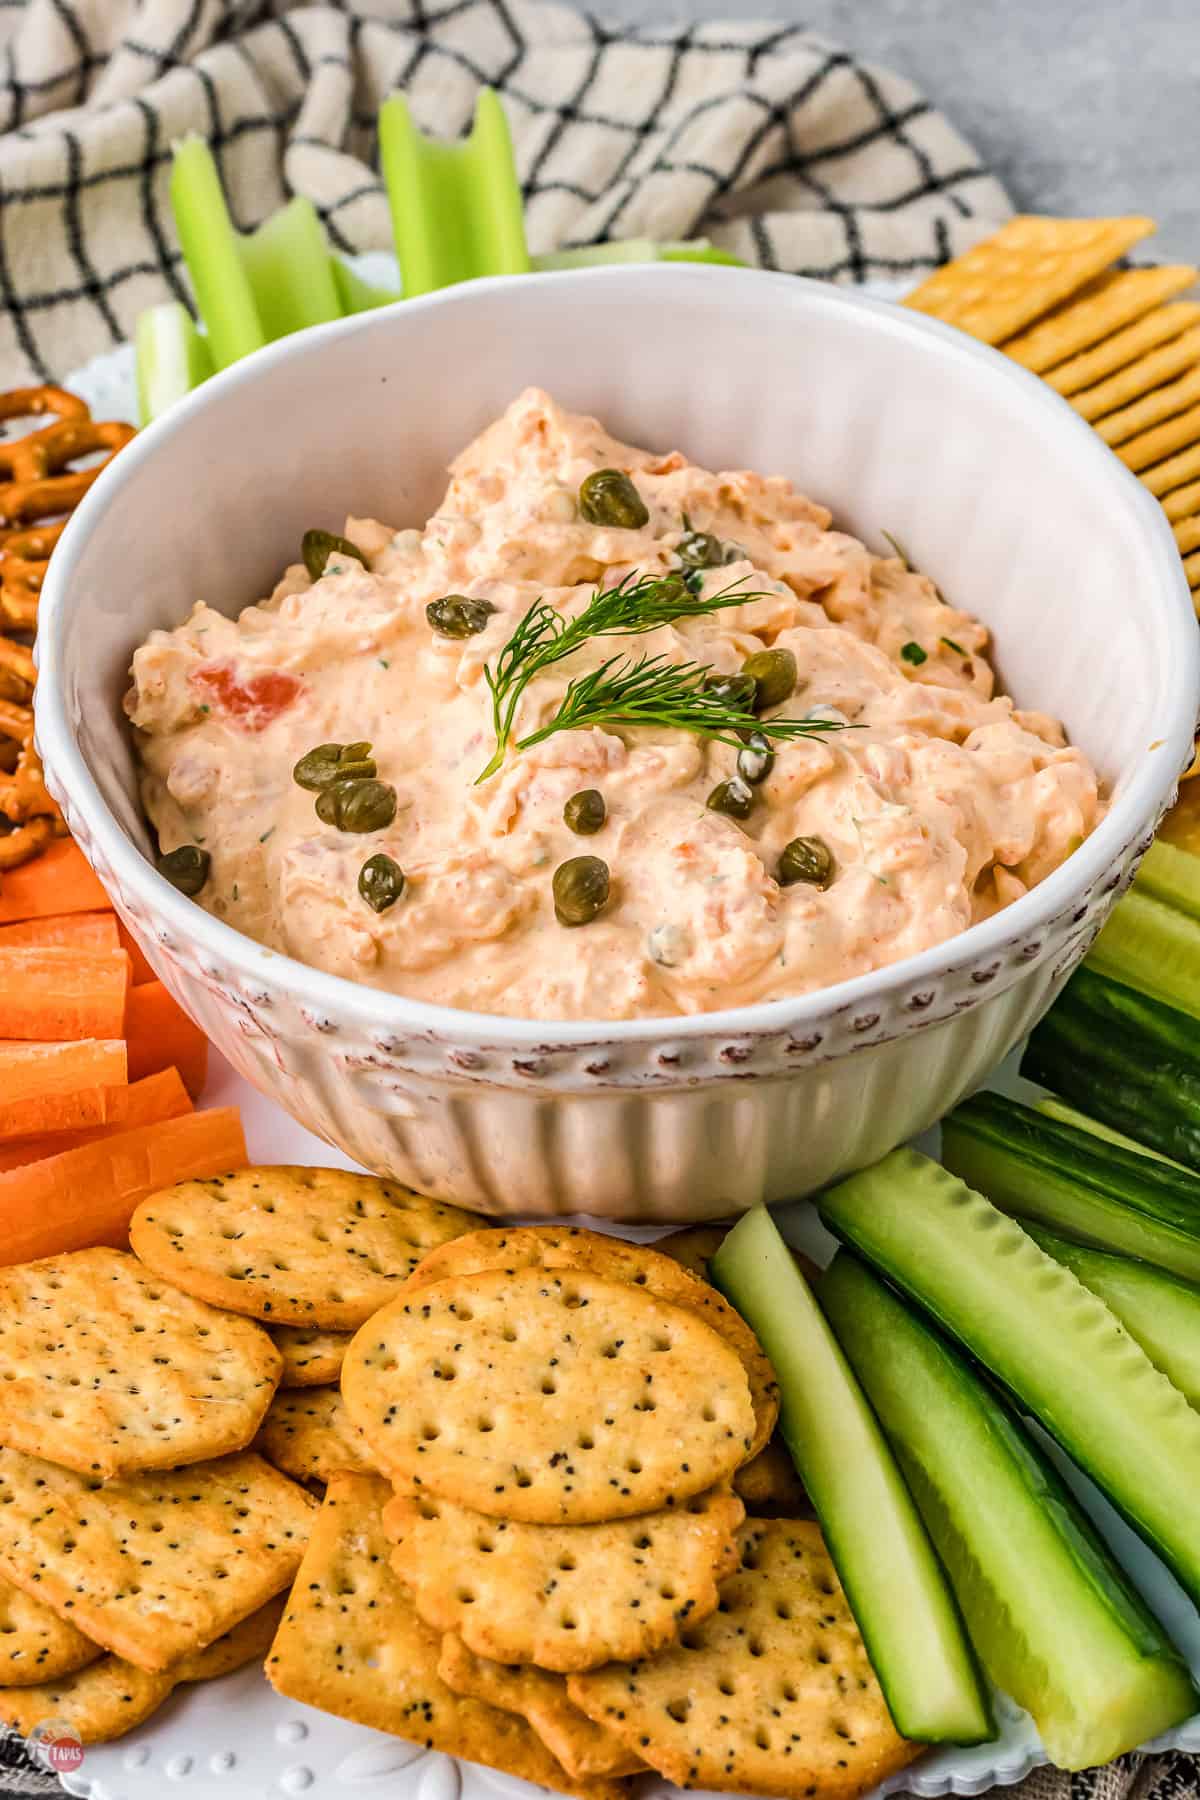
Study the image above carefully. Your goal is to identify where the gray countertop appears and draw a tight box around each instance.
[602,0,1200,265]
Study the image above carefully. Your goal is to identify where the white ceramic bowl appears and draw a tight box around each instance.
[36,266,1199,1220]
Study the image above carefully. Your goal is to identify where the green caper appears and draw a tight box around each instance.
[294,742,378,791]
[652,573,690,606]
[315,779,397,834]
[737,730,775,785]
[553,855,610,927]
[741,647,798,711]
[358,853,406,913]
[563,789,607,835]
[778,836,835,889]
[578,469,649,530]
[704,671,758,712]
[302,530,368,582]
[677,529,724,570]
[156,844,211,897]
[426,595,495,638]
[706,777,755,820]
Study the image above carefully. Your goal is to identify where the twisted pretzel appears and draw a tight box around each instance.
[0,815,54,870]
[0,520,67,630]
[0,388,131,872]
[0,419,135,525]
[0,695,59,833]
[0,387,89,426]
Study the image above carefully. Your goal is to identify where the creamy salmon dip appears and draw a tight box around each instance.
[128,389,1103,1021]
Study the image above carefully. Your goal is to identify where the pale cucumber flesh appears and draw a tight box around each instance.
[820,1252,1197,1770]
[820,1149,1200,1606]
[711,1207,993,1744]
[1024,1223,1200,1407]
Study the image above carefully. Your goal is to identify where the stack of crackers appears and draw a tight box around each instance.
[904,216,1200,602]
[246,1213,917,1799]
[0,1165,919,1799]
[0,1246,316,1743]
[0,1165,484,1748]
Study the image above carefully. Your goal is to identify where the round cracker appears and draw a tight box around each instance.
[255,1385,377,1486]
[568,1518,920,1797]
[343,1265,755,1523]
[0,1248,282,1479]
[403,1225,778,1460]
[130,1166,484,1329]
[383,1484,744,1672]
[271,1324,351,1388]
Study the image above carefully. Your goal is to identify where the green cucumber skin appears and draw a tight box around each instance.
[711,1209,994,1746]
[1023,967,1200,1169]
[941,1091,1200,1281]
[820,1253,1197,1770]
[1034,1097,1186,1169]
[819,1148,1200,1608]
[944,1117,1200,1280]
[1024,1223,1200,1407]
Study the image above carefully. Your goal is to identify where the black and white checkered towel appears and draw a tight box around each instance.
[0,0,1013,383]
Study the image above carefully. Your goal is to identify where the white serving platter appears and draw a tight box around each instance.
[51,1049,1200,1800]
[46,289,1200,1797]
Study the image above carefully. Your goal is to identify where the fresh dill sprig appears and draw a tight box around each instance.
[477,569,767,781]
[514,650,852,756]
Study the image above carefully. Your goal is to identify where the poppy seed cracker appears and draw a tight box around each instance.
[255,1384,376,1485]
[0,1574,100,1686]
[0,1594,286,1744]
[130,1166,484,1329]
[266,1472,632,1800]
[437,1634,645,1778]
[569,1518,920,1798]
[342,1266,755,1523]
[0,1248,282,1478]
[383,1483,744,1671]
[0,1447,316,1671]
[403,1225,778,1461]
[271,1324,351,1388]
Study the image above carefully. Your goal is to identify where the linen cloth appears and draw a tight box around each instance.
[0,5,1189,1800]
[0,0,1013,381]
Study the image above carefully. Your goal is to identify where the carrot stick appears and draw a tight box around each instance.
[0,912,119,952]
[0,841,109,924]
[0,1039,127,1100]
[0,948,130,1041]
[0,1086,112,1142]
[116,919,157,986]
[0,1068,193,1172]
[125,981,208,1098]
[0,1105,246,1263]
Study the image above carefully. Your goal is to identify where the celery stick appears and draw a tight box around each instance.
[379,88,530,296]
[134,303,215,425]
[659,239,745,265]
[238,197,344,338]
[534,238,745,272]
[534,240,660,271]
[169,136,266,370]
[331,256,399,313]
